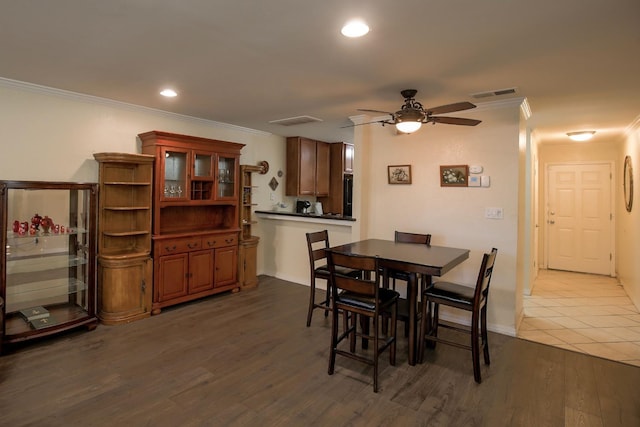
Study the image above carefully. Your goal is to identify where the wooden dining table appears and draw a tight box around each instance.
[327,238,470,365]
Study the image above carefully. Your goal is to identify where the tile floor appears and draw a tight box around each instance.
[519,269,640,367]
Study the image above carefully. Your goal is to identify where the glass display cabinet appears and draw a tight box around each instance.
[0,181,98,351]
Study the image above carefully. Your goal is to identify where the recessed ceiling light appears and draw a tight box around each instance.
[160,88,177,98]
[567,131,596,141]
[341,19,369,38]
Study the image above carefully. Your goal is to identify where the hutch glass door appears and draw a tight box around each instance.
[218,156,237,199]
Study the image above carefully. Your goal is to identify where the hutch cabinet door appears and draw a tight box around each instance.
[160,147,190,202]
[157,253,189,301]
[215,246,238,287]
[98,256,152,324]
[216,155,238,200]
[188,249,215,294]
[191,150,215,201]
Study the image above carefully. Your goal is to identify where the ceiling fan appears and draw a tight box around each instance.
[354,89,481,133]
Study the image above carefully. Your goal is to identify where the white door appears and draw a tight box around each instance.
[546,163,612,275]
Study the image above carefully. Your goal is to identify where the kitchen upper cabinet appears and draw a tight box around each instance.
[317,142,354,216]
[286,137,330,197]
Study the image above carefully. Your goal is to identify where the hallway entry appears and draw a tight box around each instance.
[519,269,640,367]
[545,162,613,275]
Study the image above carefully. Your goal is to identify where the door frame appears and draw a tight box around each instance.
[543,161,616,277]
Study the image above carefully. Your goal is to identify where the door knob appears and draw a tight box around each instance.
[549,220,555,224]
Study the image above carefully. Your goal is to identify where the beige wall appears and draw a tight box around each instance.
[618,118,640,309]
[353,100,523,335]
[0,79,287,275]
[1,79,527,335]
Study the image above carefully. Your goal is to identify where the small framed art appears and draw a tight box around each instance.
[440,165,469,187]
[388,165,412,184]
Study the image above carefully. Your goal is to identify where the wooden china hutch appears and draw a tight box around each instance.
[140,131,244,314]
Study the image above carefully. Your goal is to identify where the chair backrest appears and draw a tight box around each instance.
[473,248,498,309]
[327,251,380,299]
[395,231,432,246]
[306,230,330,268]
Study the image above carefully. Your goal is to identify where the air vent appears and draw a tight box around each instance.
[268,115,323,126]
[470,87,517,99]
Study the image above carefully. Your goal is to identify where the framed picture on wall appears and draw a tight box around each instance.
[440,165,469,187]
[388,165,412,184]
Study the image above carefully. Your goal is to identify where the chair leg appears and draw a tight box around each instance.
[471,314,481,383]
[360,316,369,350]
[323,279,331,318]
[373,314,379,393]
[390,304,397,367]
[348,312,356,353]
[306,274,316,327]
[481,305,490,365]
[328,305,339,375]
[429,303,439,349]
[417,298,428,363]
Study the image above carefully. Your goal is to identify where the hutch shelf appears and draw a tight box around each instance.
[239,163,268,288]
[139,131,245,314]
[94,153,154,325]
[0,181,98,353]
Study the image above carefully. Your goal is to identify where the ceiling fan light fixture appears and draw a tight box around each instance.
[341,19,369,38]
[567,131,595,141]
[396,120,422,134]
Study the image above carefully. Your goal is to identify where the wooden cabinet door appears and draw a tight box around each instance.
[241,241,258,288]
[298,137,317,195]
[189,249,215,294]
[215,246,238,287]
[157,254,189,301]
[315,141,330,196]
[98,256,152,324]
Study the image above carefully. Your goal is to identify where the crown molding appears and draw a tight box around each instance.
[0,77,272,136]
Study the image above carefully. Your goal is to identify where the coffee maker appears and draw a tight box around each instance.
[296,200,311,213]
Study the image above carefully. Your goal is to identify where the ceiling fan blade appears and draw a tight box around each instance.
[426,101,477,115]
[357,108,394,115]
[341,119,395,128]
[429,116,482,126]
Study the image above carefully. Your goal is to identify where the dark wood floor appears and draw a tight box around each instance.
[1,276,639,426]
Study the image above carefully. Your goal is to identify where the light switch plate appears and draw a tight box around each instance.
[480,175,490,187]
[485,207,504,219]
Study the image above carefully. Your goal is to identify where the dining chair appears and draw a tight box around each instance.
[418,248,498,383]
[305,230,360,327]
[387,231,432,336]
[327,250,399,393]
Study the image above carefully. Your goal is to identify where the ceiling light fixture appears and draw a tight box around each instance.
[396,121,422,134]
[160,88,177,98]
[567,131,595,141]
[341,19,369,38]
[395,108,424,134]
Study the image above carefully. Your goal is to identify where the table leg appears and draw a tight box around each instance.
[408,273,417,366]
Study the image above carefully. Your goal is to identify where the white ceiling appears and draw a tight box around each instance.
[1,1,639,144]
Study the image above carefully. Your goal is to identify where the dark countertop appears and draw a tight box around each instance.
[255,210,356,222]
